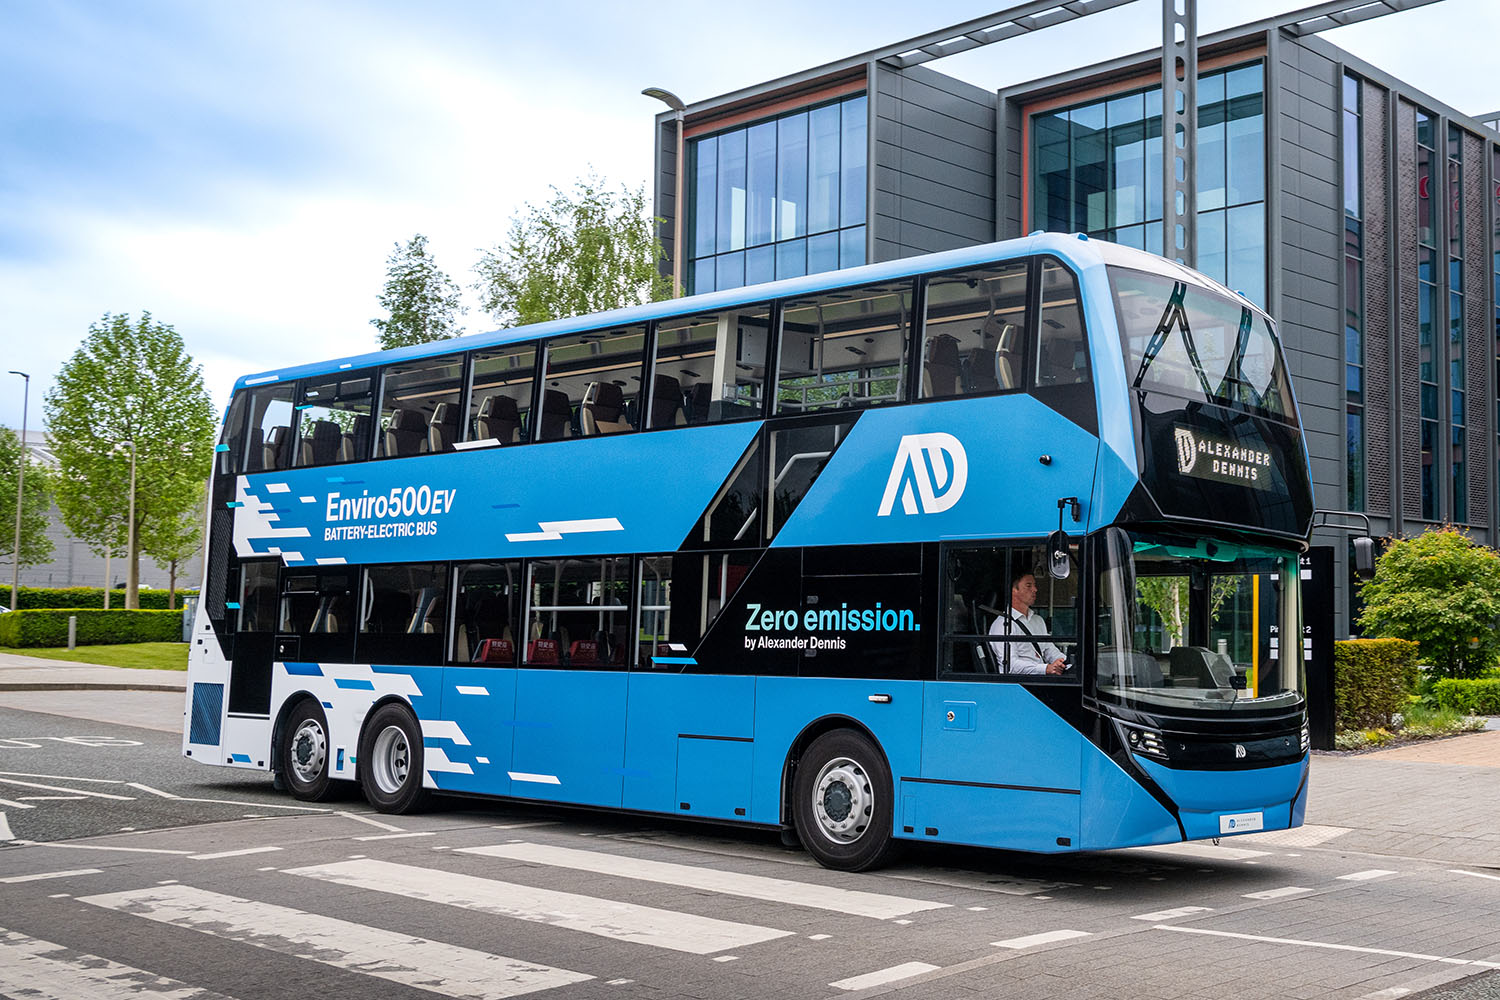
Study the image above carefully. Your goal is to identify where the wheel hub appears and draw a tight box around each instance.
[289,720,326,783]
[371,724,414,795]
[812,757,872,844]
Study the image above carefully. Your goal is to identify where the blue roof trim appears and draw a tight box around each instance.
[228,233,1143,392]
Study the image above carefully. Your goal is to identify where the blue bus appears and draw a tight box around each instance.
[184,233,1314,871]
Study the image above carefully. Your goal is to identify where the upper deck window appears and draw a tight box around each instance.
[378,354,465,457]
[470,344,537,446]
[295,374,373,466]
[921,262,1029,399]
[540,326,648,440]
[651,304,772,426]
[775,281,912,414]
[245,384,296,473]
[1111,266,1293,421]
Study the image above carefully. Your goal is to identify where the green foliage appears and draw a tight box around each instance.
[474,173,671,328]
[1334,638,1420,731]
[144,497,204,608]
[1429,678,1500,715]
[43,312,215,609]
[1133,575,1240,644]
[12,586,195,610]
[370,233,466,350]
[0,609,183,647]
[0,425,53,571]
[1357,527,1500,678]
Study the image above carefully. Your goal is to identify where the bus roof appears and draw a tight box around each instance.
[230,232,1244,393]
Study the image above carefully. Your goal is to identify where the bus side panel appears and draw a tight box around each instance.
[1077,745,1181,850]
[1135,754,1308,841]
[623,673,756,818]
[910,682,1082,852]
[433,666,518,797]
[509,669,627,807]
[749,677,925,828]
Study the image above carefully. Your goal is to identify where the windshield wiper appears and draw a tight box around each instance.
[1131,280,1216,399]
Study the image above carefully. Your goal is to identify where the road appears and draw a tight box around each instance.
[1,694,1498,1000]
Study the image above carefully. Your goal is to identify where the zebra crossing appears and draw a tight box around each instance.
[0,839,954,999]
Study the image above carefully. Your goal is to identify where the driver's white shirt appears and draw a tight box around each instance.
[988,606,1065,674]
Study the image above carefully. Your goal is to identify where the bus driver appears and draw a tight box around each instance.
[989,570,1067,675]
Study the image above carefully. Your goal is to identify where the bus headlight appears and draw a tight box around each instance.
[1125,725,1168,760]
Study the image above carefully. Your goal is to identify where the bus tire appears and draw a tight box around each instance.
[792,729,896,872]
[358,702,432,814]
[279,698,337,802]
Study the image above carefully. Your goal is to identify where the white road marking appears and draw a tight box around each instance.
[459,842,950,919]
[80,884,593,998]
[887,866,1077,896]
[1132,906,1212,921]
[126,785,328,812]
[0,928,237,999]
[338,810,405,831]
[17,795,86,801]
[288,858,792,955]
[128,782,180,798]
[1243,886,1313,900]
[1450,869,1500,883]
[1339,869,1399,881]
[830,962,940,991]
[0,812,12,841]
[0,868,102,884]
[23,842,192,855]
[713,956,739,963]
[0,771,128,783]
[809,934,832,941]
[0,797,35,809]
[492,822,558,830]
[354,831,435,841]
[190,846,283,861]
[0,777,133,800]
[1126,841,1269,861]
[1154,926,1500,968]
[993,929,1092,949]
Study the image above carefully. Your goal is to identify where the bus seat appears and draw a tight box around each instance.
[963,348,1000,394]
[477,395,521,443]
[385,408,427,456]
[455,624,470,663]
[301,420,341,466]
[475,637,514,664]
[527,638,559,665]
[687,382,715,423]
[263,426,292,470]
[989,320,1020,389]
[923,335,960,397]
[340,414,370,462]
[651,374,687,427]
[539,390,573,440]
[428,403,459,453]
[568,639,599,665]
[581,382,631,435]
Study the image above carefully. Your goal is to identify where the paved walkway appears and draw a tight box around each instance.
[1363,728,1500,766]
[0,650,187,692]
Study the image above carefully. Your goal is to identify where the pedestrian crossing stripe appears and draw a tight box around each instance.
[78,884,592,999]
[0,927,237,1000]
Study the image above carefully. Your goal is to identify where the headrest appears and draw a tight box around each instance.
[542,389,571,413]
[588,382,624,409]
[479,394,519,420]
[310,420,341,444]
[431,402,458,426]
[926,334,960,365]
[653,373,684,402]
[388,408,425,430]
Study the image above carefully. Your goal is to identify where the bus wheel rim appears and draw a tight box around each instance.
[290,719,326,784]
[371,724,412,795]
[812,756,871,844]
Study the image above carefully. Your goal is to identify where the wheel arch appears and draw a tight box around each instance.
[779,713,890,828]
[355,693,419,773]
[270,689,321,779]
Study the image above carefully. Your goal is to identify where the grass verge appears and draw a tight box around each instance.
[0,642,189,671]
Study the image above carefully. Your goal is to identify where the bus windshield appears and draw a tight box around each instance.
[1110,266,1294,421]
[1095,527,1304,714]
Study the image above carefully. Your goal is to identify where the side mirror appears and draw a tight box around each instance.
[1046,529,1071,580]
[1353,536,1377,579]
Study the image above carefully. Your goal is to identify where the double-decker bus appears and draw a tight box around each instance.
[184,233,1314,871]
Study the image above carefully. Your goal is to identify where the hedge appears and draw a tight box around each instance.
[1430,678,1500,715]
[9,587,197,611]
[0,609,184,647]
[1335,638,1420,731]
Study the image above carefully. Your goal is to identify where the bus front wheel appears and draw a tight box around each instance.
[279,698,337,802]
[358,703,432,814]
[793,729,896,871]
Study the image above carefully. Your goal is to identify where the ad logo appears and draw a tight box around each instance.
[877,433,968,517]
[1175,427,1198,474]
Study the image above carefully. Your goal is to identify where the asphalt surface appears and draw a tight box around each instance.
[0,664,1497,1000]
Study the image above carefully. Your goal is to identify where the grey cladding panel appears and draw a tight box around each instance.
[1363,78,1391,518]
[1463,129,1490,527]
[1395,100,1422,521]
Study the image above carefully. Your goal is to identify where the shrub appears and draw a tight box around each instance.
[10,587,197,611]
[1335,638,1420,731]
[1430,678,1500,715]
[0,609,184,647]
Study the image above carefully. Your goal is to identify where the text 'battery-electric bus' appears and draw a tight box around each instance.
[184,233,1314,870]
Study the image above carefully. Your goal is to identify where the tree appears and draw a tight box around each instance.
[0,425,54,577]
[474,173,671,328]
[44,312,215,610]
[370,233,466,349]
[145,490,205,610]
[1357,527,1500,679]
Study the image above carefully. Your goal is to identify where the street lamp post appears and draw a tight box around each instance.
[643,87,687,298]
[7,370,28,613]
[122,439,137,610]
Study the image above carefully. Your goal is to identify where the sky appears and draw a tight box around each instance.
[2,0,1495,432]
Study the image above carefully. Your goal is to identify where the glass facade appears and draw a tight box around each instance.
[1447,124,1466,523]
[1032,62,1266,307]
[687,94,868,294]
[1494,145,1500,501]
[1343,75,1364,511]
[1416,110,1439,520]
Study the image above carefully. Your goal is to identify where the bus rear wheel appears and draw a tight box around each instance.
[358,703,432,814]
[793,729,897,871]
[279,698,338,802]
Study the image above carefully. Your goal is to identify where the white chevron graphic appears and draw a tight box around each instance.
[505,517,624,543]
